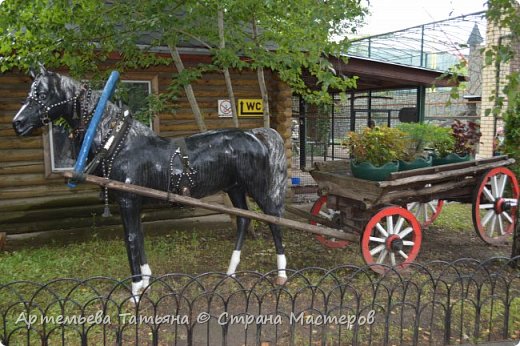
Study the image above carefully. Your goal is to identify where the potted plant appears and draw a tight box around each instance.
[396,122,437,171]
[343,126,408,181]
[431,120,480,165]
[430,125,458,165]
[452,119,481,157]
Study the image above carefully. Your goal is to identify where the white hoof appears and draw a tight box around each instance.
[277,254,287,279]
[226,250,241,277]
[131,280,144,304]
[141,264,152,290]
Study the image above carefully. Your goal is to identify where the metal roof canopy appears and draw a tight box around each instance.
[303,55,463,93]
[147,46,462,93]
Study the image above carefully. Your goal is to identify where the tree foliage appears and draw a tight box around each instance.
[0,0,367,104]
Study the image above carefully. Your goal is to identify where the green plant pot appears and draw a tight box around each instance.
[398,156,433,171]
[350,160,399,181]
[431,153,471,166]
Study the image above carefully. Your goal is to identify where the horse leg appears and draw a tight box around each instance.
[119,197,145,302]
[269,223,287,285]
[252,196,287,285]
[136,223,152,290]
[226,188,250,277]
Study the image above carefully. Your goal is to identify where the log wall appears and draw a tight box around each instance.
[0,55,293,238]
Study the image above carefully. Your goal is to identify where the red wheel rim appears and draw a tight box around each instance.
[407,200,444,227]
[310,196,350,249]
[361,206,422,274]
[472,167,519,245]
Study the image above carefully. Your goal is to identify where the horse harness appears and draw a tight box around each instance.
[29,76,197,211]
[26,76,83,126]
[167,139,197,197]
[73,87,197,206]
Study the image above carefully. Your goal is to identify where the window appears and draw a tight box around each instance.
[117,80,153,128]
[44,78,155,175]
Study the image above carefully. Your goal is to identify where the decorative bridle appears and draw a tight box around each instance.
[26,76,84,126]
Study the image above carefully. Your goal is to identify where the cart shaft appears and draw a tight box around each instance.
[63,172,359,243]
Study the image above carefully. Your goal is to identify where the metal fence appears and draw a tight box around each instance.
[289,89,478,191]
[349,12,486,72]
[1,257,519,345]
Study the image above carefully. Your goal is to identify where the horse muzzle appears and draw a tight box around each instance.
[13,104,37,136]
[13,120,35,136]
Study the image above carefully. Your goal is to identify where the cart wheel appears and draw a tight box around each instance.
[310,196,350,249]
[407,200,444,227]
[472,167,519,245]
[361,206,422,274]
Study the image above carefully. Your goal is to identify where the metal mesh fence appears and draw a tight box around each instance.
[349,12,486,72]
[290,12,487,193]
[290,89,478,192]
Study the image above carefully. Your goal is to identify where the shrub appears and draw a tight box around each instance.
[343,126,408,167]
[397,122,441,160]
[451,120,481,156]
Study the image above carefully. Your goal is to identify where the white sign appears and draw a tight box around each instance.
[218,99,233,118]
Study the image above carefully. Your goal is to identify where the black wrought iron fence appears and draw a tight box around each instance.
[1,257,519,345]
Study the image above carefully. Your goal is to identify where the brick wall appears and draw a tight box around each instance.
[479,23,512,157]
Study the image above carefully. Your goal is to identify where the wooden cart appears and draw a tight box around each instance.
[308,155,519,273]
[61,155,517,275]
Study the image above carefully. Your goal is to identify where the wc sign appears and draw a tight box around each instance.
[238,99,263,117]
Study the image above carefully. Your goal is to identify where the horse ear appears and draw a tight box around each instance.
[29,67,37,80]
[29,63,47,79]
[38,62,47,75]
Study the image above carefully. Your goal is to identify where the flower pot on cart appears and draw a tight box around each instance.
[432,153,470,166]
[350,160,399,181]
[398,156,432,171]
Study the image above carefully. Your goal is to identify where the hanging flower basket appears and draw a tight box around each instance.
[350,160,399,181]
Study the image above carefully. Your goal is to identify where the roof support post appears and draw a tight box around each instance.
[350,91,356,131]
[417,86,426,123]
[299,96,307,170]
[368,90,373,126]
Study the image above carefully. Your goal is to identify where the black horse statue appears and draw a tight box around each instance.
[12,67,288,301]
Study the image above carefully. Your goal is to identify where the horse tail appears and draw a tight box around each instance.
[251,128,288,214]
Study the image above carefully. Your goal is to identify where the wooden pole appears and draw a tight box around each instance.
[251,19,270,128]
[218,9,239,128]
[169,45,207,132]
[0,232,6,251]
[62,172,358,243]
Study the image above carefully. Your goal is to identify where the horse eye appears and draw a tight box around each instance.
[39,93,47,100]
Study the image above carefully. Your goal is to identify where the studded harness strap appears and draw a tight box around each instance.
[30,77,131,217]
[167,139,197,197]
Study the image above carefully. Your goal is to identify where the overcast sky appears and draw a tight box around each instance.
[358,0,488,36]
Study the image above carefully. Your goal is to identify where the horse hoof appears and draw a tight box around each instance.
[127,296,140,306]
[275,276,287,286]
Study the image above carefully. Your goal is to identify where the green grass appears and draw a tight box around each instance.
[432,202,474,233]
[0,202,509,283]
[0,227,363,284]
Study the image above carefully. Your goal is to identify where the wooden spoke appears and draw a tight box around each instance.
[472,167,519,245]
[361,206,422,274]
[310,196,350,249]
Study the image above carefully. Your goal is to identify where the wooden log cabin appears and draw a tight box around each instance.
[0,51,294,243]
[0,47,458,245]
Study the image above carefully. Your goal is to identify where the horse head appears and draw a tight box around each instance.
[13,65,81,136]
